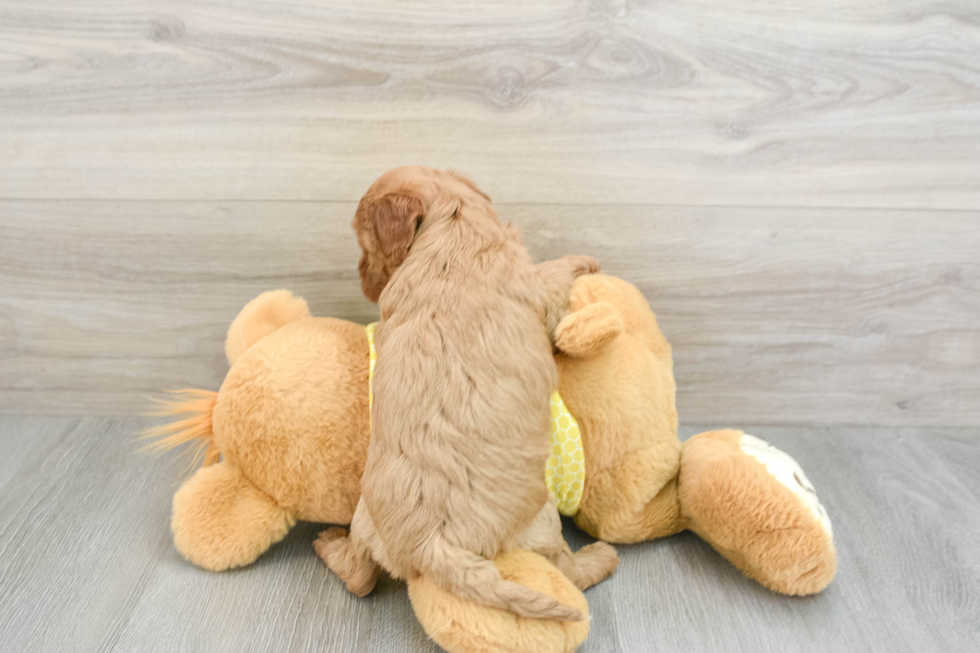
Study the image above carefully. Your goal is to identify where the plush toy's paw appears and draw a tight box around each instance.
[408,549,590,653]
[171,462,295,571]
[680,430,836,596]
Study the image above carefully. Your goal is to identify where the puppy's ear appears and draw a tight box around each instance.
[355,192,424,302]
[369,192,425,263]
[358,254,388,304]
[554,301,624,358]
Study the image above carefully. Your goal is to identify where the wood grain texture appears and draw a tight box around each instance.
[1,0,979,207]
[0,416,74,490]
[2,202,978,424]
[1,418,977,652]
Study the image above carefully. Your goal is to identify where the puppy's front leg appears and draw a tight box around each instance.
[535,255,601,337]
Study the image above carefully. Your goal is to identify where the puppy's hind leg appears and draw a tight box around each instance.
[564,540,620,590]
[510,499,619,591]
[314,499,383,597]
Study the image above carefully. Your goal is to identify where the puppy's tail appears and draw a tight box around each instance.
[138,389,220,468]
[424,536,586,621]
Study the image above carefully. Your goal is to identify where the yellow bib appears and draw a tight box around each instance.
[365,323,584,516]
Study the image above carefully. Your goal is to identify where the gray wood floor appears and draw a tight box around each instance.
[1,417,977,652]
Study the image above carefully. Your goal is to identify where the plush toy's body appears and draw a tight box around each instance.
[552,275,835,596]
[152,292,371,571]
[152,275,836,653]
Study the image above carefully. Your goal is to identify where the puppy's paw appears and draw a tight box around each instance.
[580,540,619,568]
[572,541,620,589]
[565,255,601,277]
[314,527,349,564]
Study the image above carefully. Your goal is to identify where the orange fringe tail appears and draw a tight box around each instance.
[139,389,220,468]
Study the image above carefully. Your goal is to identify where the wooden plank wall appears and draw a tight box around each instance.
[1,0,978,424]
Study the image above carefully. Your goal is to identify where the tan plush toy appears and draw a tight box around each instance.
[552,274,835,596]
[150,275,835,653]
[148,290,372,572]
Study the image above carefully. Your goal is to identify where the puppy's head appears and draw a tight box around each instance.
[352,166,492,302]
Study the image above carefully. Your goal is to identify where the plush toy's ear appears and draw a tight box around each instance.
[554,301,624,358]
[225,290,311,366]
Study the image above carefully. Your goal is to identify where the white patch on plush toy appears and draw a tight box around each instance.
[739,434,833,537]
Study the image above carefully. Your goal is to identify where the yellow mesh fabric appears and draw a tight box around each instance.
[545,391,585,516]
[366,322,378,420]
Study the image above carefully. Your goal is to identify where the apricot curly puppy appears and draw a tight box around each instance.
[316,166,617,620]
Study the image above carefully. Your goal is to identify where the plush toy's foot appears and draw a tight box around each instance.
[171,461,295,571]
[314,528,381,597]
[409,549,591,653]
[679,430,836,596]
